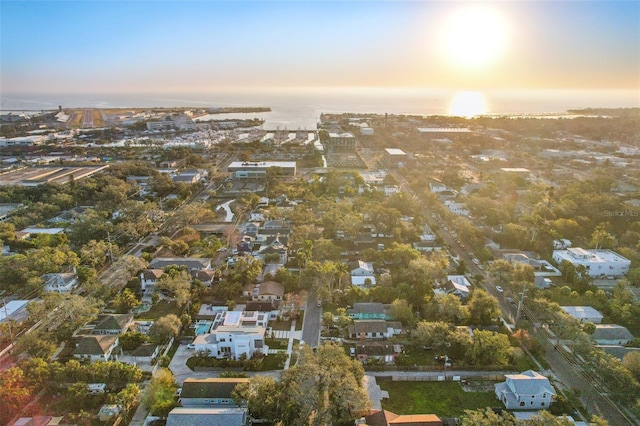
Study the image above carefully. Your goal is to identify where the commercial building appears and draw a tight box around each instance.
[326,132,356,152]
[227,161,296,178]
[383,148,407,168]
[552,248,631,278]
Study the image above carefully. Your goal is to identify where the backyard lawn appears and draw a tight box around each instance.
[134,300,182,320]
[379,380,500,417]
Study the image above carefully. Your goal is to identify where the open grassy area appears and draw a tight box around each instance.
[265,338,289,350]
[379,380,500,417]
[135,300,182,320]
[269,319,292,331]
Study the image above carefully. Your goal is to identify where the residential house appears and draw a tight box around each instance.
[552,248,631,278]
[444,201,469,217]
[179,378,249,407]
[148,257,212,271]
[494,370,556,410]
[92,314,134,335]
[412,241,442,252]
[434,280,469,301]
[131,343,160,363]
[193,311,266,359]
[244,222,259,236]
[351,260,377,287]
[253,281,284,302]
[593,324,634,345]
[348,303,391,320]
[192,269,216,287]
[363,410,443,426]
[258,234,288,264]
[0,300,30,324]
[41,272,78,293]
[561,306,604,324]
[355,343,401,364]
[74,335,119,363]
[245,301,279,321]
[503,252,561,277]
[348,320,398,339]
[166,407,247,426]
[534,276,553,289]
[428,182,449,193]
[140,269,164,292]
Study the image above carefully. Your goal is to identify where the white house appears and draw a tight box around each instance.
[444,200,470,216]
[351,260,376,287]
[495,370,556,410]
[193,311,266,359]
[140,269,164,291]
[561,306,604,324]
[74,335,120,363]
[41,272,78,293]
[429,182,449,193]
[552,248,631,278]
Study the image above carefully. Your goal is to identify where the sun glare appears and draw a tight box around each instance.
[441,6,509,69]
[449,91,487,117]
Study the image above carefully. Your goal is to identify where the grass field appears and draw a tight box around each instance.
[135,300,182,320]
[379,380,500,417]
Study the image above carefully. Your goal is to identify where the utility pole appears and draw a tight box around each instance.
[2,298,14,348]
[515,282,527,323]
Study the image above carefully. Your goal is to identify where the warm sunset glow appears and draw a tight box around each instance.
[449,91,488,117]
[441,6,509,69]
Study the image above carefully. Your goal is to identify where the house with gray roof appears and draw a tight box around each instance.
[179,378,249,407]
[494,370,556,410]
[166,407,247,426]
[561,306,603,324]
[593,324,634,345]
[74,335,119,363]
[41,272,78,293]
[92,313,134,335]
[348,303,391,320]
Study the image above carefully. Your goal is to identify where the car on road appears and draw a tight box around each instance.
[495,285,504,293]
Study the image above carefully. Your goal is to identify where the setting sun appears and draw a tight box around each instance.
[440,6,509,69]
[449,91,488,117]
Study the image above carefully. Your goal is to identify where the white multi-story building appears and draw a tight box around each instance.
[552,248,631,278]
[41,272,78,293]
[192,311,266,360]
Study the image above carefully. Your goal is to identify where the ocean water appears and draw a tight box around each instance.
[1,87,638,130]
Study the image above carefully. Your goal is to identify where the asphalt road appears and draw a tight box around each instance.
[301,293,322,347]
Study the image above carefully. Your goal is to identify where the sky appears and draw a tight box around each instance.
[1,0,639,96]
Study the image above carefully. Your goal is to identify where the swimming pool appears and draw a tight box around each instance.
[195,321,212,335]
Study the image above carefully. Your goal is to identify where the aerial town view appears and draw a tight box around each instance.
[1,1,639,426]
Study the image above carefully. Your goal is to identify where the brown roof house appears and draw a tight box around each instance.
[364,410,442,426]
[253,281,285,302]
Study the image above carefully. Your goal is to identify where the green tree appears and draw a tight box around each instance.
[467,330,512,366]
[14,329,57,360]
[460,408,516,426]
[414,321,452,353]
[622,351,640,382]
[142,368,177,417]
[149,314,182,344]
[279,343,370,425]
[113,288,141,313]
[322,311,334,329]
[0,367,33,425]
[389,298,414,326]
[119,331,150,351]
[467,289,501,326]
[232,375,280,421]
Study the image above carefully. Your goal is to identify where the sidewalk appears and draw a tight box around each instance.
[284,319,302,369]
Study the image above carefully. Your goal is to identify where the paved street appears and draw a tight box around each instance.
[301,293,322,347]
